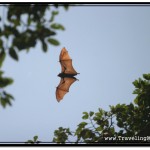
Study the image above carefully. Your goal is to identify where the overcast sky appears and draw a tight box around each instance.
[0,5,150,142]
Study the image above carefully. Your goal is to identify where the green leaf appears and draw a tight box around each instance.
[64,5,69,11]
[118,130,124,136]
[0,98,6,108]
[50,11,59,22]
[48,38,60,46]
[10,19,20,27]
[52,11,59,16]
[129,103,134,110]
[80,129,87,139]
[0,51,6,68]
[0,71,4,76]
[9,47,18,61]
[104,119,109,127]
[89,111,94,117]
[33,136,38,142]
[117,121,123,128]
[26,140,34,144]
[41,40,47,52]
[133,89,140,94]
[0,96,12,108]
[78,122,88,128]
[134,98,138,104]
[58,127,63,131]
[96,126,103,131]
[3,91,14,100]
[51,23,65,30]
[0,77,13,88]
[27,16,32,26]
[143,74,150,80]
[82,112,89,119]
[109,127,115,134]
[66,128,72,135]
[80,129,95,139]
[0,39,3,47]
[75,127,82,136]
[133,80,140,88]
[95,112,102,118]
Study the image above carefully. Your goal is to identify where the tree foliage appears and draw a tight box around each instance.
[27,74,150,144]
[25,135,40,144]
[51,73,150,143]
[0,4,69,108]
[0,51,14,108]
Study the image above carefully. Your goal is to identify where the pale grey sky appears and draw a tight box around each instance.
[0,5,150,142]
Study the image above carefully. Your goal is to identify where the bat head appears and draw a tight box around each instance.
[57,73,62,78]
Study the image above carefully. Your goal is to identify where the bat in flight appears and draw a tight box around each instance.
[56,47,79,102]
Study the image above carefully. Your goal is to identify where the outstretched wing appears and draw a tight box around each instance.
[59,47,78,75]
[56,77,77,102]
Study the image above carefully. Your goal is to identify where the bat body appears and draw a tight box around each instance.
[56,47,79,102]
[58,72,77,78]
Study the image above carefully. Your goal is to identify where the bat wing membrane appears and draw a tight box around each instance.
[56,77,77,102]
[59,47,77,74]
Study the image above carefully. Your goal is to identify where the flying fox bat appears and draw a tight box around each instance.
[56,47,79,102]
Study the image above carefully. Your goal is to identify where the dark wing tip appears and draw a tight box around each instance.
[57,100,61,103]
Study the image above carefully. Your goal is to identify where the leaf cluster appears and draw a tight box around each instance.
[25,135,40,144]
[51,73,150,143]
[0,4,69,108]
[0,51,14,108]
[0,4,68,61]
